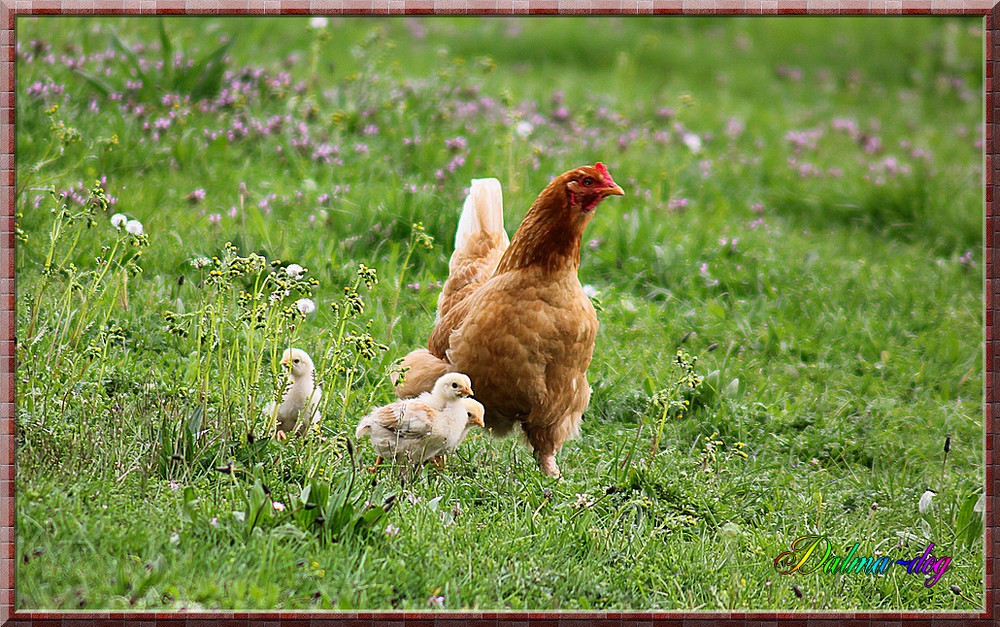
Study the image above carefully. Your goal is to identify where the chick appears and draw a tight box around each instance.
[355,373,478,469]
[355,399,444,467]
[444,397,485,454]
[413,372,474,410]
[264,348,322,438]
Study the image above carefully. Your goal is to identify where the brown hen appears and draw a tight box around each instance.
[396,163,624,476]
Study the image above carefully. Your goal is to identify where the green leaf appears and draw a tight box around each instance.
[157,19,174,86]
[70,69,113,97]
[187,403,204,440]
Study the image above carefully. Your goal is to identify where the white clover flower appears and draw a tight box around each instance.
[918,489,936,514]
[720,521,741,538]
[296,298,317,314]
[515,120,533,138]
[310,16,329,29]
[683,132,703,154]
[125,219,144,235]
[285,263,304,278]
[385,524,400,537]
[110,213,128,229]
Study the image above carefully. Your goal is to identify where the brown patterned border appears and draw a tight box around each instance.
[1,1,996,626]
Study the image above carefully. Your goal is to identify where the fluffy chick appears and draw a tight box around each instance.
[264,348,322,438]
[414,372,473,410]
[443,397,486,455]
[355,374,480,468]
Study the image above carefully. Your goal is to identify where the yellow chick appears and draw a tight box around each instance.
[264,348,322,439]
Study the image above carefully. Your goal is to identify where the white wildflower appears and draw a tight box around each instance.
[169,532,180,544]
[918,489,936,514]
[233,511,246,522]
[385,524,400,537]
[191,257,211,269]
[683,132,703,154]
[110,213,128,229]
[125,219,144,235]
[515,121,534,138]
[272,501,285,512]
[285,263,304,278]
[720,521,741,538]
[296,298,317,315]
[310,16,329,29]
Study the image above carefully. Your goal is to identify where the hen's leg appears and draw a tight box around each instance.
[523,411,582,478]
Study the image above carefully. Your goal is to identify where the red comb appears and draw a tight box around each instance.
[594,162,615,186]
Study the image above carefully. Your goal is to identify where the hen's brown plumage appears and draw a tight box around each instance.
[397,163,624,476]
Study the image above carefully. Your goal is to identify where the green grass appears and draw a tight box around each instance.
[15,16,983,611]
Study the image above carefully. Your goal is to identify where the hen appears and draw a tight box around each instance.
[396,163,624,476]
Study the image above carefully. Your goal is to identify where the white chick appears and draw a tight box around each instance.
[355,399,444,466]
[443,397,485,454]
[264,348,322,438]
[355,372,478,469]
[413,372,473,409]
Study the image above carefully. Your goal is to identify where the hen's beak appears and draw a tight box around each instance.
[601,183,625,197]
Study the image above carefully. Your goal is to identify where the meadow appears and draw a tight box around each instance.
[14,16,984,611]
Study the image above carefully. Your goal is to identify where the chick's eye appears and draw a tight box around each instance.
[467,412,473,418]
[582,177,594,187]
[293,359,300,364]
[451,382,458,388]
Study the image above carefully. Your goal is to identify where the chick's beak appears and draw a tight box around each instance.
[473,415,485,428]
[462,385,474,397]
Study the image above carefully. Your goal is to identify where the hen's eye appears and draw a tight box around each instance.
[582,177,595,187]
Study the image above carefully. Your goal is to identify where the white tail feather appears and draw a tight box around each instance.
[454,178,507,251]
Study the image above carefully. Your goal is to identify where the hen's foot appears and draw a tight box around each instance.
[536,453,561,478]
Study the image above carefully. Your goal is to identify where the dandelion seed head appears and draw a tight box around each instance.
[918,489,936,514]
[125,219,144,235]
[296,298,317,314]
